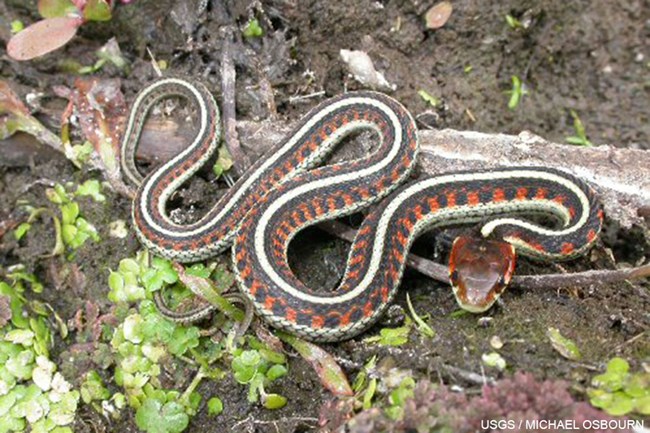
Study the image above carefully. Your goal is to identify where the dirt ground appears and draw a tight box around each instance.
[0,1,648,432]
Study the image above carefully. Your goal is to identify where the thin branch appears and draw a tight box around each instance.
[441,363,495,386]
[220,26,251,174]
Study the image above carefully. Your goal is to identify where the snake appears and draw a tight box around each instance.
[121,77,603,342]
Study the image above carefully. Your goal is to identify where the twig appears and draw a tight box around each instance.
[255,60,277,119]
[231,415,318,432]
[289,91,326,104]
[611,331,647,354]
[441,364,495,386]
[220,26,251,174]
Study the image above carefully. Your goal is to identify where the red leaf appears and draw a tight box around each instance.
[7,16,83,61]
[278,332,353,396]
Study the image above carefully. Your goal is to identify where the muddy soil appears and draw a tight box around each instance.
[1,1,648,432]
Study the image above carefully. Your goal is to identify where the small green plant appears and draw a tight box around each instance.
[588,357,650,416]
[406,294,435,338]
[546,327,581,360]
[505,75,528,110]
[242,18,263,38]
[566,110,593,146]
[384,376,416,420]
[212,145,234,179]
[207,397,223,416]
[364,317,416,347]
[108,253,151,303]
[351,357,416,420]
[46,181,101,251]
[79,370,110,407]
[135,388,190,433]
[482,352,507,371]
[0,275,80,433]
[417,90,440,108]
[16,180,103,257]
[10,20,24,33]
[505,14,523,29]
[230,338,288,409]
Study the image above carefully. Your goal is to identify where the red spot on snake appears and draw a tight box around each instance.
[249,281,262,297]
[363,301,373,318]
[286,308,297,323]
[446,192,457,207]
[239,265,251,280]
[354,239,368,251]
[535,188,548,200]
[396,230,407,246]
[561,242,575,255]
[357,225,372,236]
[393,248,404,264]
[492,188,506,202]
[568,206,576,219]
[312,199,324,216]
[327,197,337,212]
[402,217,414,231]
[587,229,597,242]
[380,286,389,302]
[311,315,324,329]
[529,241,546,252]
[349,255,364,266]
[467,191,480,205]
[340,311,352,326]
[413,205,423,220]
[264,296,276,311]
[516,187,528,200]
[552,195,566,205]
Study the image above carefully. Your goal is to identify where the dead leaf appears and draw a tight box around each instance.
[425,1,453,29]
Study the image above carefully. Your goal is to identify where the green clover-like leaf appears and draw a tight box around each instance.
[135,397,189,433]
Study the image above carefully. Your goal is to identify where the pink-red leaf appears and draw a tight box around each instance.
[7,17,83,61]
[278,332,353,396]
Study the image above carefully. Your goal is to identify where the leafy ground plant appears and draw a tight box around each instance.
[588,357,650,416]
[7,0,134,61]
[566,109,593,146]
[0,275,79,433]
[16,181,102,257]
[505,75,528,110]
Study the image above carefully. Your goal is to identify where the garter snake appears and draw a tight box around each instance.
[122,77,603,342]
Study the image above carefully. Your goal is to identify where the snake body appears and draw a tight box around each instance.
[122,77,603,342]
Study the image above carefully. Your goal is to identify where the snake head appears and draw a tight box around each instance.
[448,236,516,312]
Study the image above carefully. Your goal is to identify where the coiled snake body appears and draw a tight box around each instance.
[122,77,603,342]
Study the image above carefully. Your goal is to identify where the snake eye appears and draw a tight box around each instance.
[448,236,517,312]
